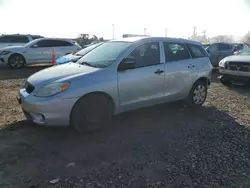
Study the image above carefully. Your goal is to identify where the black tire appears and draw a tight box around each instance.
[8,54,25,69]
[220,76,231,86]
[70,94,114,133]
[185,80,208,107]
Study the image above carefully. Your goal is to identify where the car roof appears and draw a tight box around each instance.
[35,37,75,43]
[111,37,201,45]
[1,34,43,37]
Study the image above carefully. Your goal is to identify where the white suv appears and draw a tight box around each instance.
[0,34,43,49]
[0,38,82,68]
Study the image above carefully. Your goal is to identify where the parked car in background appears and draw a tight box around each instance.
[204,42,235,67]
[0,38,82,68]
[56,42,104,65]
[219,44,250,85]
[233,43,244,55]
[0,34,43,49]
[17,37,212,132]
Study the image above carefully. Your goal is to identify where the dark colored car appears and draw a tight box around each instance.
[204,42,235,67]
[56,42,104,65]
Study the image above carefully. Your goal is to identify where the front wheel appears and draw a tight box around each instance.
[185,81,207,107]
[70,94,114,133]
[8,54,25,69]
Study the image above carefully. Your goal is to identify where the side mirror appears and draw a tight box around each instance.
[118,57,135,71]
[118,57,136,71]
[31,44,38,48]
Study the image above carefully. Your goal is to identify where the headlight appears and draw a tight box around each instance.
[0,51,10,55]
[219,59,226,67]
[35,82,70,97]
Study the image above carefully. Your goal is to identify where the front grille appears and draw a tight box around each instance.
[25,82,35,94]
[227,62,250,72]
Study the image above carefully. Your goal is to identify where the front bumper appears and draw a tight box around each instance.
[18,88,78,126]
[0,57,4,63]
[219,68,250,82]
[0,55,9,65]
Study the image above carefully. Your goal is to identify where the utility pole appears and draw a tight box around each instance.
[165,28,168,37]
[202,30,207,42]
[144,28,147,35]
[193,26,197,37]
[112,24,115,39]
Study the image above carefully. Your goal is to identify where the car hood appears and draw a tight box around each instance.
[27,63,99,86]
[0,46,24,51]
[56,53,81,64]
[224,55,250,63]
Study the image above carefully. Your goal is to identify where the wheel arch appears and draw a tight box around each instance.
[69,91,116,124]
[8,53,26,64]
[195,77,210,86]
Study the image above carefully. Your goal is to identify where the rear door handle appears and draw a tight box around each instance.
[188,64,195,69]
[154,69,164,75]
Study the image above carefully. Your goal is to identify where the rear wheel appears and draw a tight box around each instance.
[185,80,207,107]
[8,54,25,69]
[70,94,114,133]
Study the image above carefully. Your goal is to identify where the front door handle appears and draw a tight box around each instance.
[188,64,195,69]
[154,69,164,75]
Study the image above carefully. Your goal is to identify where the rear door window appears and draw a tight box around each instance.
[8,36,29,43]
[36,40,67,47]
[36,40,56,47]
[163,42,191,62]
[219,43,232,51]
[0,36,9,43]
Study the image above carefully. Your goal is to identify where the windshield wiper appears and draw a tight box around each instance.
[80,61,98,68]
[75,54,82,56]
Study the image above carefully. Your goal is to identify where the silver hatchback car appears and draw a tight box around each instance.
[18,37,213,132]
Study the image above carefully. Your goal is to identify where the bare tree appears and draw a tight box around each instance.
[242,31,250,43]
[76,34,105,47]
[210,35,235,43]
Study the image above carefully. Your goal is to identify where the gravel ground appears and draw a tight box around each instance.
[1,66,250,188]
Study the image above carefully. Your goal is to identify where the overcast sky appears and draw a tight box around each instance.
[0,0,249,39]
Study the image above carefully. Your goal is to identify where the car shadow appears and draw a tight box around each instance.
[1,103,250,187]
[211,69,220,84]
[0,65,50,80]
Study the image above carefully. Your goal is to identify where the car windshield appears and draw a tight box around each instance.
[24,38,41,47]
[238,44,250,55]
[75,42,103,56]
[77,41,132,68]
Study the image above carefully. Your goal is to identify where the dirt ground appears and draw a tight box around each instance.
[1,66,250,188]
